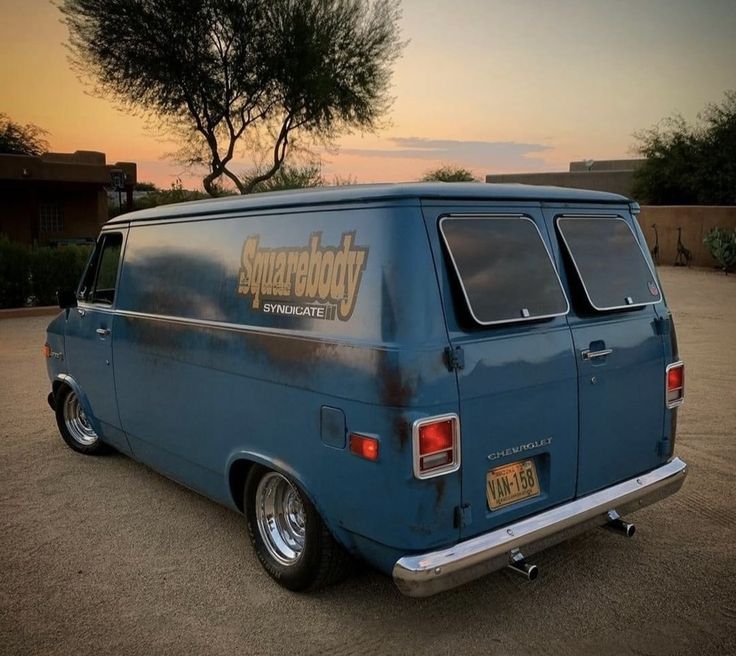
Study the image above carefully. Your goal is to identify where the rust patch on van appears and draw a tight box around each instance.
[377,351,415,408]
[381,374,414,407]
[432,477,446,509]
[245,331,334,371]
[393,415,411,450]
[245,333,352,379]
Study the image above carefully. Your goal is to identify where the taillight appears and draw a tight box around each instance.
[666,361,684,408]
[349,434,379,462]
[412,414,460,479]
[42,344,51,358]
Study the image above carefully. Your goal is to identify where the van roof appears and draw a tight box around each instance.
[106,182,631,224]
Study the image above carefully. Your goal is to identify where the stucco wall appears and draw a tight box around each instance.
[636,206,736,268]
[486,170,637,197]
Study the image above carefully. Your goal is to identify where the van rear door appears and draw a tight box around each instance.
[544,208,667,495]
[423,204,580,540]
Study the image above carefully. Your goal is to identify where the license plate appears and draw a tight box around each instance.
[486,459,540,510]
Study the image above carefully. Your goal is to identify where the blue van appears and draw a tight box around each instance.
[44,183,687,596]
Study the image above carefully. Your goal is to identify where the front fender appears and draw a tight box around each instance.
[54,374,100,434]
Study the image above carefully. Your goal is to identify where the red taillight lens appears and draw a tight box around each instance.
[666,362,684,408]
[413,415,460,478]
[349,434,379,461]
[42,344,51,358]
[419,420,454,455]
[667,367,683,391]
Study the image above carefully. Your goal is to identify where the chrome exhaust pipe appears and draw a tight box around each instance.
[507,549,539,581]
[606,510,636,538]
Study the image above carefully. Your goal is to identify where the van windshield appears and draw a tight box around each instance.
[557,217,661,311]
[440,216,569,326]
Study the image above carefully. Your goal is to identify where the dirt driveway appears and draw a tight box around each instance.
[1,267,734,656]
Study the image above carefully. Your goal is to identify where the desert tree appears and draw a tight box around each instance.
[0,114,50,156]
[59,0,403,195]
[421,164,477,182]
[633,90,736,204]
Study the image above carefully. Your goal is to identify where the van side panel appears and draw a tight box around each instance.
[112,203,461,560]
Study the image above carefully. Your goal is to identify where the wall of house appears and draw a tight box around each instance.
[0,185,106,246]
[636,206,736,268]
[0,150,136,246]
[486,170,638,197]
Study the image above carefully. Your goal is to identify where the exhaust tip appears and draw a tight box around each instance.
[507,549,539,581]
[606,510,636,538]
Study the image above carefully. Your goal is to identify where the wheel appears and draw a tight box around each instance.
[244,465,352,591]
[54,386,109,455]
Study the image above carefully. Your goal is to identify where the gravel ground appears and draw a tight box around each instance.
[1,267,734,656]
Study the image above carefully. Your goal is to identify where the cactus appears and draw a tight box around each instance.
[704,227,736,273]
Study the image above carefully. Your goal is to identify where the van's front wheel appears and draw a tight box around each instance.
[54,386,109,455]
[244,465,352,591]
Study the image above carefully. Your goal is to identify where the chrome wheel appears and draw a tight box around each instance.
[255,472,307,566]
[62,391,98,446]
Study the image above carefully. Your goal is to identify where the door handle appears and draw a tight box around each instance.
[96,328,111,337]
[581,348,613,360]
[77,308,86,317]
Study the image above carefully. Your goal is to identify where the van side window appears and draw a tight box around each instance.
[556,217,661,311]
[440,216,569,326]
[78,233,123,305]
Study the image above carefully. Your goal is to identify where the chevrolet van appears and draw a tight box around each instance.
[44,183,687,596]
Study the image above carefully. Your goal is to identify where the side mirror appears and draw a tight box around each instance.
[57,289,78,309]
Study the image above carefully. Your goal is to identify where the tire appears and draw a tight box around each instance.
[244,465,352,591]
[54,386,110,455]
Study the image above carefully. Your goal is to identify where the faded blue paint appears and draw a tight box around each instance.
[44,184,680,575]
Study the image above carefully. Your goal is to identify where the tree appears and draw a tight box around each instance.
[633,90,736,205]
[421,165,477,182]
[0,114,49,156]
[60,0,403,196]
[248,162,324,193]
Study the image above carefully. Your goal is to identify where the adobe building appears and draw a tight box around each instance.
[486,159,645,198]
[0,150,136,246]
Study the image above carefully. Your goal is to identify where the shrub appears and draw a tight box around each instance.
[0,236,92,308]
[704,227,736,273]
[30,245,92,305]
[0,236,31,308]
[421,165,478,182]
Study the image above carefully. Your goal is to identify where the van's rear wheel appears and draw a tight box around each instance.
[244,465,352,591]
[54,386,109,455]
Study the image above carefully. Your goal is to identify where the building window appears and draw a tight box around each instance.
[39,202,64,233]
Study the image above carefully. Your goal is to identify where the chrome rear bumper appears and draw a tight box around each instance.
[393,457,687,597]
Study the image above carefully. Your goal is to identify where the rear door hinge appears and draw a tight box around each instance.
[454,503,472,529]
[444,346,465,372]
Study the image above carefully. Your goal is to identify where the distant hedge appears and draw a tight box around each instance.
[0,236,92,308]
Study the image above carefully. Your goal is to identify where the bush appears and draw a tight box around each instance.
[0,236,31,308]
[30,245,92,305]
[421,165,477,182]
[704,228,736,273]
[0,236,92,308]
[633,90,736,205]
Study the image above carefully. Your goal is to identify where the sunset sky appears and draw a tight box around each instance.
[2,0,735,189]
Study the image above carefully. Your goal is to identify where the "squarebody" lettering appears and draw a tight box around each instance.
[237,231,368,321]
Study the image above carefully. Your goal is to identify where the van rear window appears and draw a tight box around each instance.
[440,216,569,326]
[557,217,661,311]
